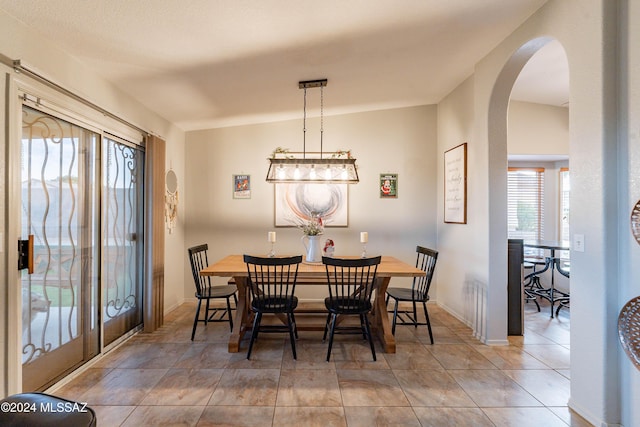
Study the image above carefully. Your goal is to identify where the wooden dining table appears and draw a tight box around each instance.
[200,254,426,354]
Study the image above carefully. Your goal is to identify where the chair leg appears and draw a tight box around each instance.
[287,313,297,360]
[322,313,331,341]
[204,299,211,324]
[247,312,262,360]
[362,313,376,361]
[359,314,367,340]
[226,297,234,332]
[191,299,202,341]
[291,312,299,339]
[423,301,434,345]
[412,301,419,328]
[391,299,399,335]
[326,313,337,362]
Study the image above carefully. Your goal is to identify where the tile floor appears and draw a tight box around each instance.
[52,299,592,426]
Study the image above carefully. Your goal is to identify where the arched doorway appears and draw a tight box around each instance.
[487,35,570,345]
[508,40,571,338]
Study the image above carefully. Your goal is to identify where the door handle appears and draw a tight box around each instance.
[18,234,34,274]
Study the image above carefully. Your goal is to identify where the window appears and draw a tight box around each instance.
[559,168,570,242]
[508,168,545,241]
[558,168,570,259]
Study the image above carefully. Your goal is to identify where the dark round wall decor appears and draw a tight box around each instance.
[632,199,640,245]
[618,296,640,371]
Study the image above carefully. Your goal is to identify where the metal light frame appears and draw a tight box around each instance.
[266,79,359,184]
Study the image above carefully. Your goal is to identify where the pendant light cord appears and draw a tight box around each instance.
[320,85,324,159]
[303,87,307,159]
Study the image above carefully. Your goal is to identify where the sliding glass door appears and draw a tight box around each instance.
[20,103,146,391]
[102,136,145,346]
[20,106,100,391]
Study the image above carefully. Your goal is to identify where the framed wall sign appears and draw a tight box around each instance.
[233,174,251,199]
[380,173,398,198]
[444,143,467,224]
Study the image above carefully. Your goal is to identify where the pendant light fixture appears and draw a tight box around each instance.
[266,79,359,184]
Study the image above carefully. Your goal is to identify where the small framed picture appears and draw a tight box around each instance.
[380,174,398,198]
[233,174,251,199]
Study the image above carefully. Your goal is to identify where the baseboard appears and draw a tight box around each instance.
[568,397,621,427]
[435,301,509,345]
[484,338,510,346]
[435,301,472,327]
[164,300,182,314]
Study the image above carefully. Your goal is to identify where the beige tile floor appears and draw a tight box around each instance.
[53,299,592,426]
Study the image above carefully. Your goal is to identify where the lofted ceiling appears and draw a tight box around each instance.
[0,0,567,131]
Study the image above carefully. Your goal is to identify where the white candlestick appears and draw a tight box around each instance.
[360,232,368,244]
[268,231,276,243]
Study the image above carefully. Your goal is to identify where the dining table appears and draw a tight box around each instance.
[523,240,570,318]
[200,254,426,354]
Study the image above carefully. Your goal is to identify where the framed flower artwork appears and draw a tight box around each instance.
[275,183,348,227]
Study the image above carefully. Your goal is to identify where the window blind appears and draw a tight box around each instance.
[508,168,545,241]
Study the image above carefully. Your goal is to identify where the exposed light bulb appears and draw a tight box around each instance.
[277,167,285,180]
[324,166,332,180]
[309,165,316,179]
[294,166,301,180]
[341,166,348,180]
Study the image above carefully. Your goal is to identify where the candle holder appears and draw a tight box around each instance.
[360,231,368,258]
[267,231,277,257]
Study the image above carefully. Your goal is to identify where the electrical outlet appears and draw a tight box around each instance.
[573,233,585,252]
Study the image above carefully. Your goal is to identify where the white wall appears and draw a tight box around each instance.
[436,76,488,334]
[184,106,438,300]
[0,9,186,396]
[437,0,634,425]
[508,101,569,156]
[619,1,640,425]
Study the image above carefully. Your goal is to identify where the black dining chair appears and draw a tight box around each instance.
[322,256,381,362]
[188,244,238,340]
[244,255,302,360]
[385,246,438,344]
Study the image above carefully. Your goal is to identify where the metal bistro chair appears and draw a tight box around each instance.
[553,257,571,316]
[322,256,381,362]
[523,256,547,312]
[385,246,438,344]
[188,244,238,340]
[244,255,302,360]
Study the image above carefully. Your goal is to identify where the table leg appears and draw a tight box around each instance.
[228,276,249,352]
[371,277,396,353]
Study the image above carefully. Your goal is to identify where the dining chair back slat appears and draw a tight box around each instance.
[413,247,438,301]
[243,255,302,359]
[322,256,381,362]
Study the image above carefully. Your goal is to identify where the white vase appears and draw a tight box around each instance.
[301,234,322,263]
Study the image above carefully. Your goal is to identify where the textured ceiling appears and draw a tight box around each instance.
[0,0,566,131]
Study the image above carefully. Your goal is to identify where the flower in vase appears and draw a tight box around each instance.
[298,216,324,236]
